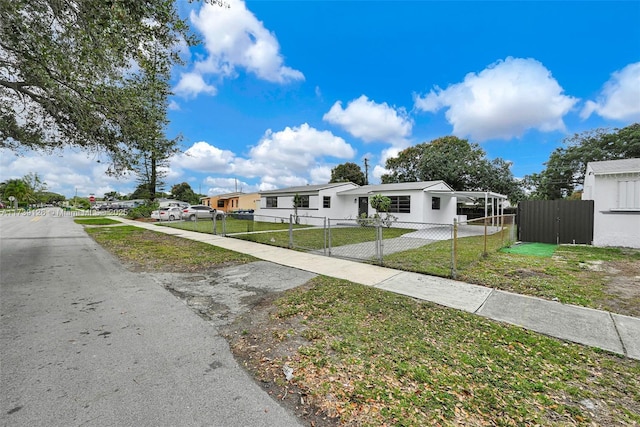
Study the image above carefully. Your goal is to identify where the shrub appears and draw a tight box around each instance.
[127,203,158,219]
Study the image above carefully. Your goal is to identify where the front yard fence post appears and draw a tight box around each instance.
[452,219,458,279]
[328,219,333,256]
[483,217,488,257]
[323,217,327,256]
[288,215,294,249]
[376,219,383,265]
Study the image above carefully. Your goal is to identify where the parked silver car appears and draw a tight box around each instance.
[181,205,221,221]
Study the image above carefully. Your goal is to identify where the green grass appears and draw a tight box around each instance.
[236,226,413,250]
[163,218,414,250]
[74,218,122,226]
[161,217,309,234]
[384,227,515,277]
[459,245,640,309]
[258,277,640,426]
[501,242,558,257]
[86,225,255,271]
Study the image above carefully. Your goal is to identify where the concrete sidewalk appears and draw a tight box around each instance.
[113,218,640,361]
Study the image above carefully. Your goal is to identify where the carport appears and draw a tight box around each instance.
[429,190,509,224]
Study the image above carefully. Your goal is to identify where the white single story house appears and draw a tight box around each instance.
[582,158,640,248]
[257,181,507,226]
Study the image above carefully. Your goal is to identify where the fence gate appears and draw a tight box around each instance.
[517,200,594,244]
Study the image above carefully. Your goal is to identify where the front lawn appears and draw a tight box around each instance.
[86,226,255,271]
[230,277,640,426]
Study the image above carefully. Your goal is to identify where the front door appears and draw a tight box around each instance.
[358,197,369,217]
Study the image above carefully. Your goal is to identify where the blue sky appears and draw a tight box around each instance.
[2,0,639,199]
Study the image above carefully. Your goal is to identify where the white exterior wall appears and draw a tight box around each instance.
[425,193,457,224]
[583,168,640,248]
[336,189,457,224]
[256,183,357,226]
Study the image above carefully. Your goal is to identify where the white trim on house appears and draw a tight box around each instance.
[582,158,640,248]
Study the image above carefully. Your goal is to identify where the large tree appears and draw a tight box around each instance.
[523,123,640,199]
[382,136,523,201]
[117,35,181,202]
[0,0,190,165]
[330,162,366,186]
[170,182,200,205]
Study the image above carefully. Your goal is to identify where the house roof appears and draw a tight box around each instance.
[588,158,640,175]
[259,182,357,195]
[206,192,245,200]
[336,181,451,196]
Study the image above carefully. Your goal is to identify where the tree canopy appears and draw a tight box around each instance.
[1,179,31,206]
[170,182,201,205]
[0,0,190,164]
[330,162,366,186]
[523,123,640,199]
[382,136,524,202]
[0,173,59,206]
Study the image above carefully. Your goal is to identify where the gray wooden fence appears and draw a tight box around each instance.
[517,200,594,244]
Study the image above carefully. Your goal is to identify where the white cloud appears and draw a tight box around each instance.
[202,176,256,195]
[249,123,355,169]
[323,95,413,145]
[172,141,236,173]
[414,57,578,141]
[309,166,331,184]
[175,0,304,97]
[173,124,355,191]
[0,149,136,198]
[372,165,388,181]
[580,62,640,122]
[173,72,217,98]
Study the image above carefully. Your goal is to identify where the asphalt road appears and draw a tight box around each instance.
[0,209,303,427]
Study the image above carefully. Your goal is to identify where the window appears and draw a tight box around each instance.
[432,196,441,210]
[618,180,640,209]
[217,200,225,208]
[323,196,331,208]
[296,195,309,208]
[266,196,278,208]
[389,195,410,213]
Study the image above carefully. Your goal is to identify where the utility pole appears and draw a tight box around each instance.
[364,158,369,185]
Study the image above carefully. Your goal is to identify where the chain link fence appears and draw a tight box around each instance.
[164,212,517,278]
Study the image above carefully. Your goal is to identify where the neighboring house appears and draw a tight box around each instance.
[582,158,640,248]
[257,180,507,226]
[201,192,260,212]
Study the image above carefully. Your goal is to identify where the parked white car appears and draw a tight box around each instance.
[151,207,183,221]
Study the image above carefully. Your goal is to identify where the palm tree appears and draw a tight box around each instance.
[3,179,32,208]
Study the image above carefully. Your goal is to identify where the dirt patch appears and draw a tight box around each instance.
[221,285,340,427]
[146,261,316,328]
[600,260,640,317]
